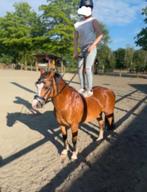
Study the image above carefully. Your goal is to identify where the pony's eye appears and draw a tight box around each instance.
[44,86,48,90]
[35,81,38,86]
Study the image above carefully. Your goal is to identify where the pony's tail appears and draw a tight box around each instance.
[105,113,115,130]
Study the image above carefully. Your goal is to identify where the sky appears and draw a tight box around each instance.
[0,0,146,50]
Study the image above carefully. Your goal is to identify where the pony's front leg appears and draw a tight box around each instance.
[97,115,104,141]
[60,126,69,157]
[71,125,78,160]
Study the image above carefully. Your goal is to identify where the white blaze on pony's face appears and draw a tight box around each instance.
[32,69,57,109]
[36,81,45,97]
[32,69,49,109]
[32,82,45,109]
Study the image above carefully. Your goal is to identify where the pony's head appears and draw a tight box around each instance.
[32,69,59,109]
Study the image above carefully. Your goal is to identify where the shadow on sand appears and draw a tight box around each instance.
[2,97,63,167]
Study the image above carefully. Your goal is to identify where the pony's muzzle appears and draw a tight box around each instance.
[32,95,45,109]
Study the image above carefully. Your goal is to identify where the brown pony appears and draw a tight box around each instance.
[32,70,115,159]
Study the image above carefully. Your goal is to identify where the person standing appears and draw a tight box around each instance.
[73,0,103,97]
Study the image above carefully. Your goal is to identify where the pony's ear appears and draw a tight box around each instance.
[39,68,46,75]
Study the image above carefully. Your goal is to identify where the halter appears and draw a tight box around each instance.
[33,72,69,109]
[33,94,46,108]
[33,76,53,106]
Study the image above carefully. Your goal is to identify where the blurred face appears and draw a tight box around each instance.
[77,6,92,18]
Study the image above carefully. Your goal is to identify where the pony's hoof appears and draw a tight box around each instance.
[71,151,78,160]
[61,149,68,156]
[96,136,103,141]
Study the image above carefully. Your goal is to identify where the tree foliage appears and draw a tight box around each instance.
[132,50,147,72]
[39,0,79,60]
[124,47,134,69]
[113,48,147,72]
[0,2,45,66]
[113,48,126,69]
[1,0,146,73]
[0,0,110,69]
[135,6,147,50]
[96,45,115,72]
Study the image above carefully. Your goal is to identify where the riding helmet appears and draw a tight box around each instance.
[79,0,93,9]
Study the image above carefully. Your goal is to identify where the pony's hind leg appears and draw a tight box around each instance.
[105,113,115,130]
[97,113,104,141]
[60,126,69,157]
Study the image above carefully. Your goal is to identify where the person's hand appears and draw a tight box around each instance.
[88,44,96,53]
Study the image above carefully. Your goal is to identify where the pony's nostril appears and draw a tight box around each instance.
[32,99,38,109]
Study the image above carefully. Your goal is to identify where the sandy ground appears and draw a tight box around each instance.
[0,69,147,192]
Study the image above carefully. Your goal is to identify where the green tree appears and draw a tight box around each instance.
[96,45,115,72]
[113,48,126,69]
[39,0,79,61]
[124,47,135,70]
[135,6,147,50]
[133,49,147,72]
[0,54,13,65]
[0,2,45,67]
